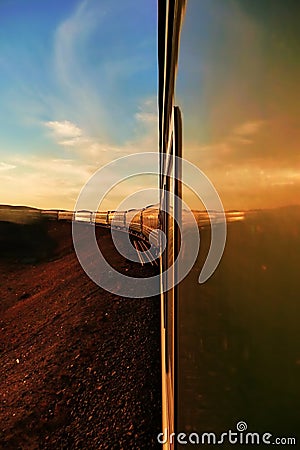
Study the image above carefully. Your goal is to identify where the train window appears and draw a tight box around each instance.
[175,0,300,445]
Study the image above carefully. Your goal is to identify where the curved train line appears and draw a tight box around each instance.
[41,207,161,266]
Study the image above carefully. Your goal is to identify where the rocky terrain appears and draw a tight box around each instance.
[0,218,161,449]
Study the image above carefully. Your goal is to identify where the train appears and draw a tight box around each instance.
[40,206,161,249]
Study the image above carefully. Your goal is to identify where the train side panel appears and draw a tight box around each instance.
[74,210,93,222]
[127,210,142,235]
[94,212,108,226]
[41,210,58,220]
[58,211,74,221]
[110,211,126,228]
[142,208,159,235]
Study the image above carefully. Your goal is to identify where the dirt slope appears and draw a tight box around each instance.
[0,221,161,449]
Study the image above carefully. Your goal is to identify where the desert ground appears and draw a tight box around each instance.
[2,205,300,449]
[0,210,161,449]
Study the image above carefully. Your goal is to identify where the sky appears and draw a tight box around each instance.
[0,0,158,210]
[177,0,300,210]
[0,0,299,211]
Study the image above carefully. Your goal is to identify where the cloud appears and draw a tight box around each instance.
[54,1,103,87]
[1,151,160,211]
[0,162,16,171]
[51,0,156,144]
[42,94,158,162]
[227,120,267,146]
[44,120,82,138]
[0,155,97,209]
[0,1,158,210]
[11,155,94,179]
[135,111,157,125]
[58,137,82,147]
[44,119,85,148]
[233,120,265,136]
[127,97,157,151]
[42,118,124,160]
[185,119,265,166]
[51,0,110,139]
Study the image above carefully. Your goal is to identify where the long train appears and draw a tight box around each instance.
[41,206,161,249]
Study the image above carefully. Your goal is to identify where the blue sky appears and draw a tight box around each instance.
[0,0,157,144]
[0,0,158,209]
[0,0,299,210]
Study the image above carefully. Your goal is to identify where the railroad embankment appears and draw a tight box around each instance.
[0,215,161,449]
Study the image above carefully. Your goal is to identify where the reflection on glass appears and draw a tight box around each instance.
[177,0,300,444]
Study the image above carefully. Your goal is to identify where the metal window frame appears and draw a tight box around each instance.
[158,1,186,447]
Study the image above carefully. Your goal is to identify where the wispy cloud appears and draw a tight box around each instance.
[44,120,82,138]
[128,97,157,151]
[43,95,157,160]
[229,120,267,145]
[0,162,16,171]
[135,111,157,125]
[0,0,157,209]
[52,0,156,143]
[42,118,126,160]
[44,119,85,148]
[51,1,109,139]
[233,120,265,136]
[0,155,95,209]
[11,155,93,178]
[186,119,266,168]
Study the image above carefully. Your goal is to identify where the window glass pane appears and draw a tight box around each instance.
[177,0,300,441]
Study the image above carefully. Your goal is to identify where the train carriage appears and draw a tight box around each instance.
[40,210,58,220]
[110,211,126,229]
[94,211,109,226]
[127,209,142,235]
[141,206,159,239]
[106,210,116,227]
[74,210,93,223]
[58,211,74,221]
